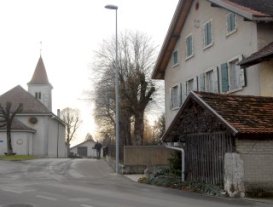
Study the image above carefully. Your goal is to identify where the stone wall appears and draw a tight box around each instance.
[236,138,273,193]
[121,146,173,174]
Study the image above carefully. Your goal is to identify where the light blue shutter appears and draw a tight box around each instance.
[208,22,212,45]
[194,76,198,91]
[181,82,187,104]
[213,68,219,93]
[221,63,229,92]
[179,83,183,106]
[199,73,205,91]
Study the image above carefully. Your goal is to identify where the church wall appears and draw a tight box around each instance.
[17,116,49,157]
[48,118,66,158]
[0,131,33,155]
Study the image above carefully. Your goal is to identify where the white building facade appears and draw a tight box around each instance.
[0,56,66,157]
[152,0,273,128]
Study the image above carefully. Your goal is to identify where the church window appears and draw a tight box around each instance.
[35,92,41,100]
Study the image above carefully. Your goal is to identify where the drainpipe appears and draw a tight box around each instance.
[165,145,185,182]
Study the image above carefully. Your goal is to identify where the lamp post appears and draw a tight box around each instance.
[105,4,119,174]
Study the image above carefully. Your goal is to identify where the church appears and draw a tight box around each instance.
[0,56,66,158]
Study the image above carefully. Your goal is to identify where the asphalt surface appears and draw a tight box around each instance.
[0,158,271,207]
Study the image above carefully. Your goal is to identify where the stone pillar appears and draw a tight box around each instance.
[224,153,245,197]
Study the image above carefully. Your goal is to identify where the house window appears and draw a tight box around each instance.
[186,34,193,59]
[226,13,236,35]
[220,57,246,93]
[203,20,213,49]
[229,59,241,91]
[172,50,179,66]
[198,70,217,92]
[171,85,179,109]
[205,70,214,92]
[35,92,41,100]
[186,79,194,95]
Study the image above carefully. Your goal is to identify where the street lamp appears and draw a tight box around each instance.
[105,4,120,174]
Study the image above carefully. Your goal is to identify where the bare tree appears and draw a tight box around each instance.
[92,31,157,145]
[61,107,81,155]
[153,113,165,144]
[85,133,95,142]
[0,102,23,155]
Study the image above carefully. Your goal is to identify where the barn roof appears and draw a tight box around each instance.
[239,42,273,67]
[163,91,273,142]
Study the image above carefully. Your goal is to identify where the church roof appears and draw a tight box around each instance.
[28,56,50,85]
[0,118,36,133]
[0,85,50,114]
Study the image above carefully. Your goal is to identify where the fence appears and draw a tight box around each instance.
[185,132,234,185]
[107,145,173,174]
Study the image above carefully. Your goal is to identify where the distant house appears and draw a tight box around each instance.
[70,140,97,158]
[0,56,66,158]
[152,0,273,196]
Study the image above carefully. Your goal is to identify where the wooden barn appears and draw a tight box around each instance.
[162,91,273,195]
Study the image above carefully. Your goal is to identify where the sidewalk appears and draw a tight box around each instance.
[124,174,144,182]
[124,173,273,206]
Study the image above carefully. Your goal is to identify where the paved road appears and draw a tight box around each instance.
[0,159,271,207]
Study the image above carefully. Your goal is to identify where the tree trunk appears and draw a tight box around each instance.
[66,143,70,157]
[120,111,132,146]
[6,124,13,155]
[134,110,144,145]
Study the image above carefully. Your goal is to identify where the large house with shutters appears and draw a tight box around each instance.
[0,56,66,158]
[152,0,273,128]
[152,0,273,195]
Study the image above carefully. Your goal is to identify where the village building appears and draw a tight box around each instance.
[70,139,98,158]
[0,56,66,158]
[152,0,273,195]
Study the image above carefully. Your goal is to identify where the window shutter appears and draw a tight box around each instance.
[221,63,229,92]
[170,87,173,110]
[193,77,198,91]
[240,68,246,87]
[238,55,246,87]
[213,68,219,93]
[179,83,183,106]
[199,73,205,91]
[208,22,212,45]
[216,67,221,93]
[181,82,187,104]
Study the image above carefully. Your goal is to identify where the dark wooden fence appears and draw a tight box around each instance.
[185,132,234,185]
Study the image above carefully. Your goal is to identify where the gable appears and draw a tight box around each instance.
[163,96,229,142]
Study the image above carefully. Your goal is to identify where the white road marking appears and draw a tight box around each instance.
[80,204,94,207]
[69,198,91,202]
[36,194,57,201]
[1,188,22,194]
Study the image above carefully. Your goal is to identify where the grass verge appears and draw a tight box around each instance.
[0,155,35,161]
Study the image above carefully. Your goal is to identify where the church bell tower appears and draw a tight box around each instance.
[28,56,53,111]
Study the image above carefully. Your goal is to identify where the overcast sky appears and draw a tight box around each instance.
[0,0,179,145]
